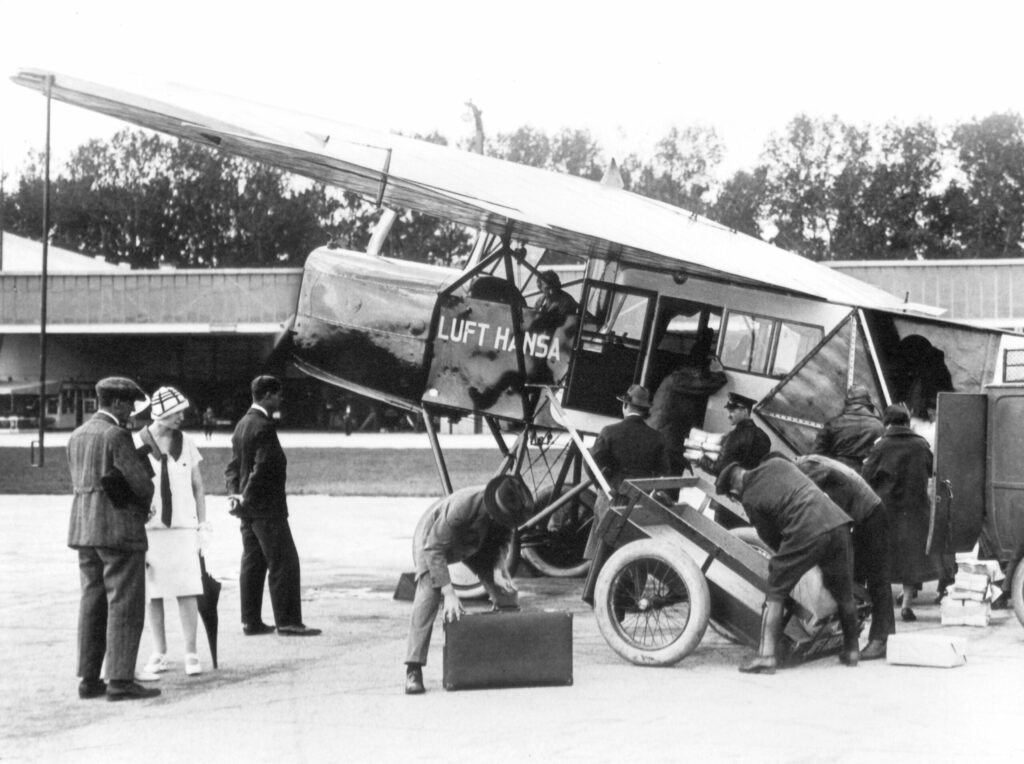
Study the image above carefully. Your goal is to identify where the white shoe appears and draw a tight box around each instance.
[135,670,161,682]
[143,653,169,674]
[184,653,202,676]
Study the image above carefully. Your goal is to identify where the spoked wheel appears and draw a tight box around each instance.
[594,539,710,666]
[520,485,595,578]
[1012,561,1024,628]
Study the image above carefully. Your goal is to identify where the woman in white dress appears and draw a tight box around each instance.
[134,386,208,677]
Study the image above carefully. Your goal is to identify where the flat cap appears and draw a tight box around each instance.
[95,376,147,401]
[715,461,742,496]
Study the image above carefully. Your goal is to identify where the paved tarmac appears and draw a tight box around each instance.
[2,487,1023,763]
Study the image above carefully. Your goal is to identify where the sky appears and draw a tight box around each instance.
[3,0,1024,183]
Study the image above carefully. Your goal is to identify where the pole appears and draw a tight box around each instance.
[37,76,52,466]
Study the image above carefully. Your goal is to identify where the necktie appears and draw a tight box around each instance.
[160,455,173,527]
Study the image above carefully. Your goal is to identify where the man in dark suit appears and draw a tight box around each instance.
[583,385,671,560]
[226,375,320,636]
[67,376,160,701]
[590,384,671,496]
[702,392,771,529]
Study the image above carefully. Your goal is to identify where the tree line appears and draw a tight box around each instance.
[3,110,1024,268]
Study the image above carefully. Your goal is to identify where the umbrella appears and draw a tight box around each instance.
[197,555,221,669]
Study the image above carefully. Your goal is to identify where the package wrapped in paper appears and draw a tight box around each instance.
[886,633,967,668]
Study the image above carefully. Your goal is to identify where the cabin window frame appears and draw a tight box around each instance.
[719,308,824,379]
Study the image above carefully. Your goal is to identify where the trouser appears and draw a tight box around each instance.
[77,547,146,682]
[769,527,859,650]
[405,575,443,666]
[853,508,895,642]
[239,516,302,627]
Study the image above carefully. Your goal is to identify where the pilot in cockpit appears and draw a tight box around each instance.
[532,270,579,333]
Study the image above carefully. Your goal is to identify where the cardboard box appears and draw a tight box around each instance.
[886,633,967,668]
[954,571,990,592]
[949,587,987,602]
[957,560,1001,579]
[941,598,990,626]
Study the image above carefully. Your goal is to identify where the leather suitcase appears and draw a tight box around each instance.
[442,610,573,690]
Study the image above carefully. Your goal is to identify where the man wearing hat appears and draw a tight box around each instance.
[590,384,671,496]
[226,375,320,637]
[404,475,535,694]
[67,377,160,701]
[700,392,770,528]
[717,457,860,673]
[812,383,884,471]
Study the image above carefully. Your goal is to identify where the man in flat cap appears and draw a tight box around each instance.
[717,457,860,674]
[700,392,771,528]
[404,474,535,694]
[812,383,883,472]
[67,376,160,701]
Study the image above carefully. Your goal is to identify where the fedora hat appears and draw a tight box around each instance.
[483,474,536,529]
[617,384,652,409]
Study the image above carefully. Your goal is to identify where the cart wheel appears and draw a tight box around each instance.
[594,539,711,666]
[1012,561,1024,629]
[520,485,595,578]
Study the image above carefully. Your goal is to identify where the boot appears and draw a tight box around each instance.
[404,663,425,695]
[860,640,886,661]
[837,603,861,667]
[740,600,785,674]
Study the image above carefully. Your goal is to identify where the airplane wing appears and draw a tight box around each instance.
[11,68,909,309]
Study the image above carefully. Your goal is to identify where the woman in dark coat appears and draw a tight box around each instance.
[862,404,951,621]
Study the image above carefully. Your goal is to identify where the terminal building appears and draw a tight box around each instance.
[3,230,1023,429]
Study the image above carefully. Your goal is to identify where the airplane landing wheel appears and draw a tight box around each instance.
[519,485,595,578]
[594,539,710,666]
[1011,560,1024,629]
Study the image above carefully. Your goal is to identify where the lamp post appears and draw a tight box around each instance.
[36,76,53,466]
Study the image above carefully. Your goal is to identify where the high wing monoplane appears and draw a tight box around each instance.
[12,69,1024,595]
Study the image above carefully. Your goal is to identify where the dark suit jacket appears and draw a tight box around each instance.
[225,406,288,518]
[590,414,671,494]
[67,412,154,551]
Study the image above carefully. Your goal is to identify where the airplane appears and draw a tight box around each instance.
[11,69,1024,612]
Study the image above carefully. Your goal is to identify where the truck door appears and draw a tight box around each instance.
[982,388,1024,561]
[931,393,986,554]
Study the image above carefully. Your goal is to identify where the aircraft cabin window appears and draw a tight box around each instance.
[720,311,822,378]
[771,321,824,377]
[1004,348,1024,383]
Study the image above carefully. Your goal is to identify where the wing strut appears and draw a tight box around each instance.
[420,406,452,496]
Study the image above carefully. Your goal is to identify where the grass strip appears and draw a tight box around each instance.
[0,447,498,497]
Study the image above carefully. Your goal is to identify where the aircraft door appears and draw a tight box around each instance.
[563,283,654,418]
[981,388,1024,561]
[931,393,986,555]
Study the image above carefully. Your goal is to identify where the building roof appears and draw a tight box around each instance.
[0,231,120,272]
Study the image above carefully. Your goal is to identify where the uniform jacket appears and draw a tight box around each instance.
[795,454,882,525]
[812,400,884,471]
[67,412,155,551]
[225,406,288,518]
[590,414,671,493]
[414,486,510,589]
[738,457,851,554]
[713,418,771,473]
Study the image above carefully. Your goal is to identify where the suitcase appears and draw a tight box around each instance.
[442,610,573,690]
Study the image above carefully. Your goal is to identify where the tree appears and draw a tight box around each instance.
[948,113,1024,258]
[624,126,724,214]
